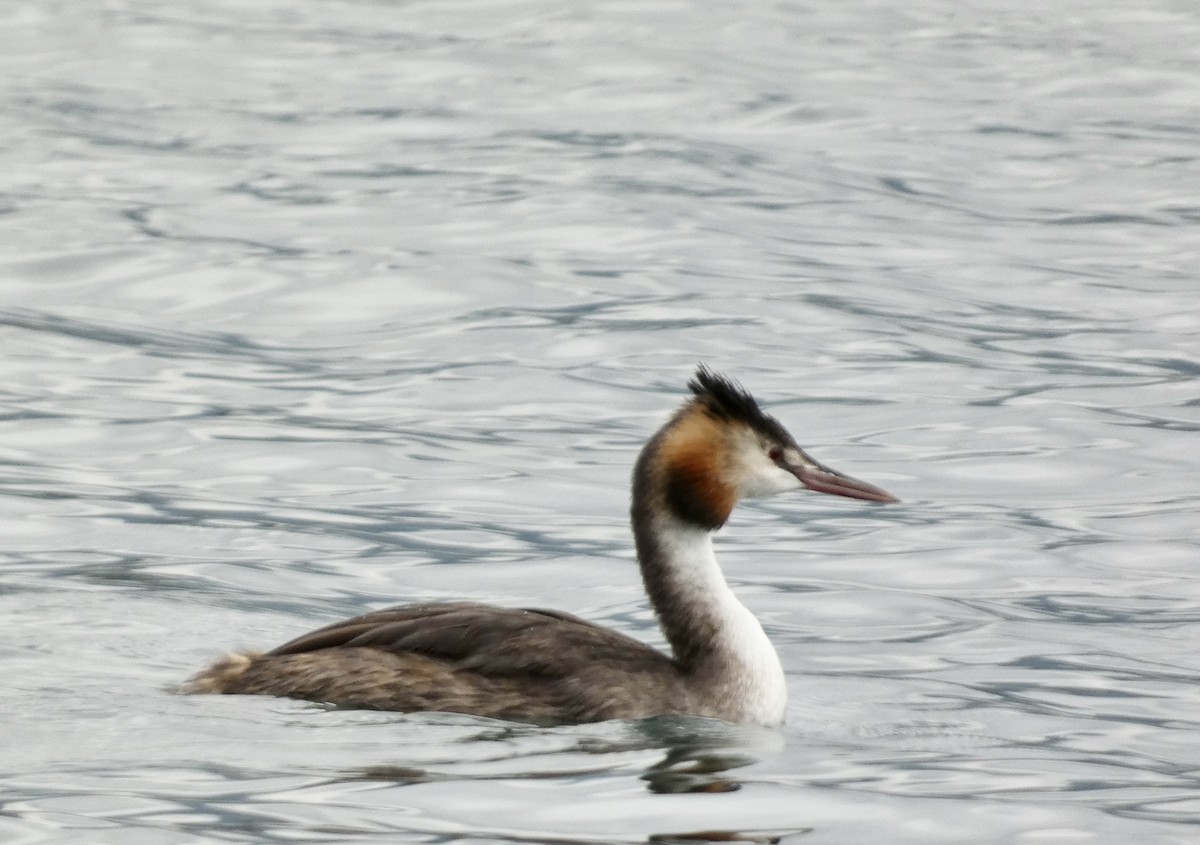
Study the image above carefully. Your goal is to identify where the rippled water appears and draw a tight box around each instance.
[3,1,1199,843]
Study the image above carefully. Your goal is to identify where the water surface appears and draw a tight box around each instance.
[2,1,1199,843]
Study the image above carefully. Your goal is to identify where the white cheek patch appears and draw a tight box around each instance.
[730,440,802,499]
[742,462,802,498]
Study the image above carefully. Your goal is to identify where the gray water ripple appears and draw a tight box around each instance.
[2,308,312,372]
[4,1,1200,843]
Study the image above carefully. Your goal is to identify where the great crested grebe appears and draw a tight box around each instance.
[182,367,897,725]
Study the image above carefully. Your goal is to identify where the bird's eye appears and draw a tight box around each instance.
[768,445,784,463]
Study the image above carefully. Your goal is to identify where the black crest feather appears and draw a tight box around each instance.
[687,366,793,444]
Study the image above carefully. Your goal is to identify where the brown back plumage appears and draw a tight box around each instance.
[266,602,670,676]
[183,602,687,723]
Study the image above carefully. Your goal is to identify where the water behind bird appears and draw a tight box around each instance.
[2,1,1199,843]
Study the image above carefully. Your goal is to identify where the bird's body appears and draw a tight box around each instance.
[182,368,896,725]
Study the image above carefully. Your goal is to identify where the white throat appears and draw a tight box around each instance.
[654,519,788,726]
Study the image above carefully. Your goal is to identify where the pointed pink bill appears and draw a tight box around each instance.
[793,465,899,504]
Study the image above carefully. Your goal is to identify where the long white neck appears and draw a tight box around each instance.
[634,513,787,726]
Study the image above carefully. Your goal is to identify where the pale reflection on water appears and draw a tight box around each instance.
[2,0,1200,843]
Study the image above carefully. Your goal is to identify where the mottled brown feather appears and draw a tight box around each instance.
[183,602,695,722]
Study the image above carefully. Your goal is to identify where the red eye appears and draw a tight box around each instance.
[768,446,783,463]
